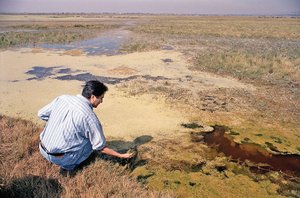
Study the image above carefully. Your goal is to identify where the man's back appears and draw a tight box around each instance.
[39,95,100,153]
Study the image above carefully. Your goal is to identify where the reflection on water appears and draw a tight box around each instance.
[203,126,300,176]
[36,29,130,55]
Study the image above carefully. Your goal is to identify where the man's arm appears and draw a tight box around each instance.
[38,97,58,121]
[85,117,133,159]
[100,147,133,158]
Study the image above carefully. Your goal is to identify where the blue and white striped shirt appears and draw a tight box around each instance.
[38,94,106,153]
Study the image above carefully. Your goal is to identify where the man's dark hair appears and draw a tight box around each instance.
[82,80,108,99]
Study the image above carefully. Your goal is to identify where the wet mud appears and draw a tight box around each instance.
[25,66,58,80]
[55,73,170,84]
[202,126,300,176]
[161,45,174,50]
[25,66,171,84]
[161,58,173,63]
[25,66,82,80]
[99,135,153,170]
[55,73,138,85]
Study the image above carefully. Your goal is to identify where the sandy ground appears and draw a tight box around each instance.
[0,48,254,141]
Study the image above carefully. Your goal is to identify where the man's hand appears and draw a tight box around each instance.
[100,147,134,159]
[119,153,134,159]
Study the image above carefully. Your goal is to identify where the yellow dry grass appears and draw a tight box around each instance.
[0,115,173,197]
[133,16,300,39]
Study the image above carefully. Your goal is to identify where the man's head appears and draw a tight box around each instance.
[82,80,108,108]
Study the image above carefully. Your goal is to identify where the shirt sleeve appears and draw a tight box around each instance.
[85,115,106,150]
[38,97,59,121]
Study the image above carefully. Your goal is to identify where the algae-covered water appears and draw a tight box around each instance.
[203,126,300,177]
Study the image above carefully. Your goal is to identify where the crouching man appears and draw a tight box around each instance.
[38,80,132,175]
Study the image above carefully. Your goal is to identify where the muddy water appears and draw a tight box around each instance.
[203,126,300,176]
[36,29,130,55]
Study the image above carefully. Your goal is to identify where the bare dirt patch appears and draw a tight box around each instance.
[62,49,84,56]
[107,66,139,75]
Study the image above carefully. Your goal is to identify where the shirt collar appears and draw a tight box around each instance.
[77,94,93,109]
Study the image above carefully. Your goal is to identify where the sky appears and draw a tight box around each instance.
[0,0,299,15]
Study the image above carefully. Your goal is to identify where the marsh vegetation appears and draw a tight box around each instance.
[0,14,299,197]
[124,16,300,85]
[0,15,124,48]
[120,15,300,153]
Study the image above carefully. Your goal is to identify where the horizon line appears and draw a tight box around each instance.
[1,12,299,17]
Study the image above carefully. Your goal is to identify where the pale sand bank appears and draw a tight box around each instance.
[0,49,253,139]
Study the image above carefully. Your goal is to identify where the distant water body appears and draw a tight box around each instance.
[35,29,130,56]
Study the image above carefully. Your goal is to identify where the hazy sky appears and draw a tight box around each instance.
[0,0,299,15]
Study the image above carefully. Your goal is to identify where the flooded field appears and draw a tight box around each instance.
[0,14,299,197]
[35,29,130,55]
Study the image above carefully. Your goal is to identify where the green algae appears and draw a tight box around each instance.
[224,124,300,155]
[133,165,284,198]
[130,133,296,198]
[181,122,203,129]
[228,130,240,136]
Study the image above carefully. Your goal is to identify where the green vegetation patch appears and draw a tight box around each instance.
[181,122,203,129]
[241,137,252,144]
[229,131,240,136]
[119,39,161,53]
[270,136,284,144]
[265,142,280,153]
[137,172,155,184]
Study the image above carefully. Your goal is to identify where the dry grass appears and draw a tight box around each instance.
[194,51,300,84]
[124,16,300,87]
[121,17,299,85]
[0,115,174,197]
[132,16,300,39]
